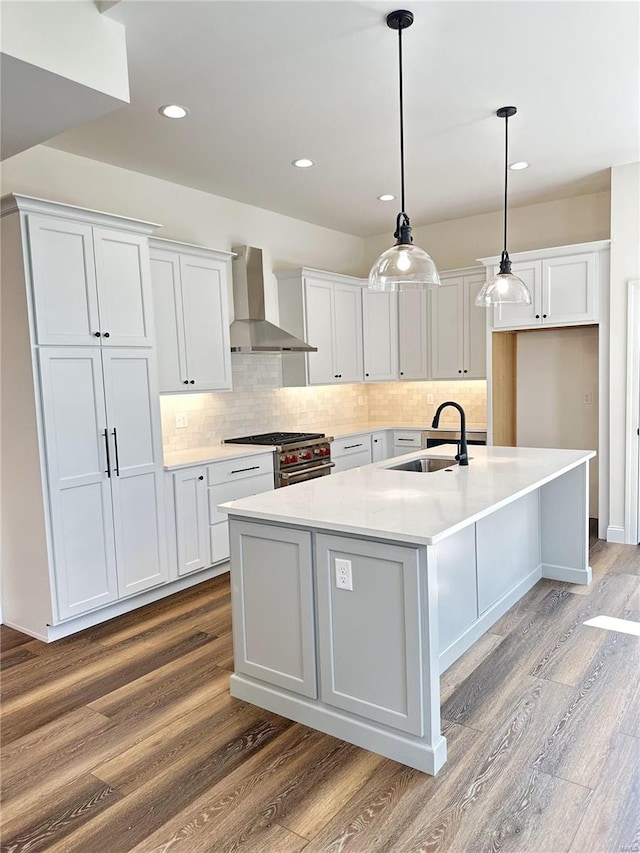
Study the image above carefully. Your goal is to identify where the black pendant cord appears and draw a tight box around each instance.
[398,22,406,217]
[502,112,509,260]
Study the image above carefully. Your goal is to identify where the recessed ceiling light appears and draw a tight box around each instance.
[378,194,396,202]
[509,161,529,171]
[292,158,314,168]
[158,104,189,119]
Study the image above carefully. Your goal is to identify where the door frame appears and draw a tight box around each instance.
[625,280,640,544]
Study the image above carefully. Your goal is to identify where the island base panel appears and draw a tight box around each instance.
[540,463,591,584]
[230,673,448,775]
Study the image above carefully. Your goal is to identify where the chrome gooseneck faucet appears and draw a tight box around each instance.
[432,401,469,466]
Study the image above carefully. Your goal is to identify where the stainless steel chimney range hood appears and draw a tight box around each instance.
[229,246,317,353]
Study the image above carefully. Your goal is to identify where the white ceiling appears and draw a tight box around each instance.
[45,0,639,237]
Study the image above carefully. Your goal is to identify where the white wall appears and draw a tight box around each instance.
[517,327,599,516]
[0,146,365,324]
[363,192,611,272]
[608,162,640,540]
[0,0,129,101]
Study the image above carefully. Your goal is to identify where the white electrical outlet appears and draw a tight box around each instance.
[175,412,188,428]
[427,394,434,405]
[335,558,353,591]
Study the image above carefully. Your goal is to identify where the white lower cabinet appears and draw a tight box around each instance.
[168,453,274,575]
[207,454,274,565]
[371,431,391,462]
[392,430,423,457]
[332,434,373,472]
[39,347,167,618]
[173,467,210,576]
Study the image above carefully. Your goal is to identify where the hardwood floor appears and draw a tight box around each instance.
[1,538,638,853]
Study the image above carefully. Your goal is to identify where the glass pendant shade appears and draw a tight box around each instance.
[475,270,532,306]
[368,242,441,292]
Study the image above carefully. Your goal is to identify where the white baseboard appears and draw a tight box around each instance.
[606,525,626,544]
[542,563,592,584]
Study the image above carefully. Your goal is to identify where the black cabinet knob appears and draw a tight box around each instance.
[334,374,339,378]
[94,332,101,337]
[183,380,189,385]
[400,371,404,376]
[103,332,110,338]
[463,369,468,374]
[365,373,369,377]
[543,314,547,319]
[535,314,540,319]
[198,475,204,481]
[189,380,195,384]
[458,369,462,374]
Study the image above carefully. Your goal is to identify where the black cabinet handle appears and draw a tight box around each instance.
[535,314,540,319]
[94,332,101,338]
[463,369,468,374]
[344,443,363,449]
[230,465,260,474]
[334,374,339,378]
[183,380,189,385]
[103,429,111,477]
[112,428,120,476]
[397,438,413,442]
[189,380,195,384]
[543,314,547,319]
[103,332,110,338]
[198,475,204,481]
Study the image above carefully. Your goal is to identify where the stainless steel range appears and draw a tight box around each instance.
[223,432,334,487]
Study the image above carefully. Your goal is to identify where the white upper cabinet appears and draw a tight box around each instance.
[398,289,429,380]
[28,214,155,346]
[484,242,608,331]
[150,239,233,392]
[362,290,399,382]
[276,269,364,386]
[430,269,487,380]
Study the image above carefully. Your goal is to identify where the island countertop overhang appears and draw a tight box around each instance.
[219,445,596,546]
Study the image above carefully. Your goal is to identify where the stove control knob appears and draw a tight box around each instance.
[291,454,298,463]
[283,455,291,464]
[304,451,312,460]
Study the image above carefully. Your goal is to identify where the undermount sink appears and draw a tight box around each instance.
[386,456,459,473]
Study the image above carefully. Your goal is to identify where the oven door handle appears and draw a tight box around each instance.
[280,462,335,479]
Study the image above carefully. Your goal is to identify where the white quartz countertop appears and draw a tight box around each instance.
[219,445,595,545]
[163,422,487,470]
[163,444,276,470]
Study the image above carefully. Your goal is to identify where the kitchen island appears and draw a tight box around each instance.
[219,445,594,775]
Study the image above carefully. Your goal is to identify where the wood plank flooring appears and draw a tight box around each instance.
[1,537,639,852]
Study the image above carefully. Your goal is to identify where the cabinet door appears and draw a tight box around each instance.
[150,250,189,392]
[371,431,390,462]
[304,278,335,385]
[363,290,398,381]
[463,275,487,378]
[398,289,429,379]
[430,278,464,379]
[333,283,364,382]
[38,348,118,619]
[93,228,154,347]
[180,255,232,390]
[208,471,274,564]
[230,520,317,698]
[492,261,542,329]
[28,215,101,346]
[173,468,210,576]
[542,253,597,325]
[102,349,168,595]
[315,534,423,735]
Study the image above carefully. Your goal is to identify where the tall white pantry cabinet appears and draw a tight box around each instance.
[0,195,168,640]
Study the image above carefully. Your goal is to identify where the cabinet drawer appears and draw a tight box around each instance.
[208,472,274,525]
[392,430,423,450]
[332,434,372,457]
[333,448,372,473]
[207,453,274,486]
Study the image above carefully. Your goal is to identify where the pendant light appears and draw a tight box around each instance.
[476,107,532,306]
[368,10,440,292]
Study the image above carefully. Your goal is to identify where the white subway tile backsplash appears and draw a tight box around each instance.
[161,354,487,451]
